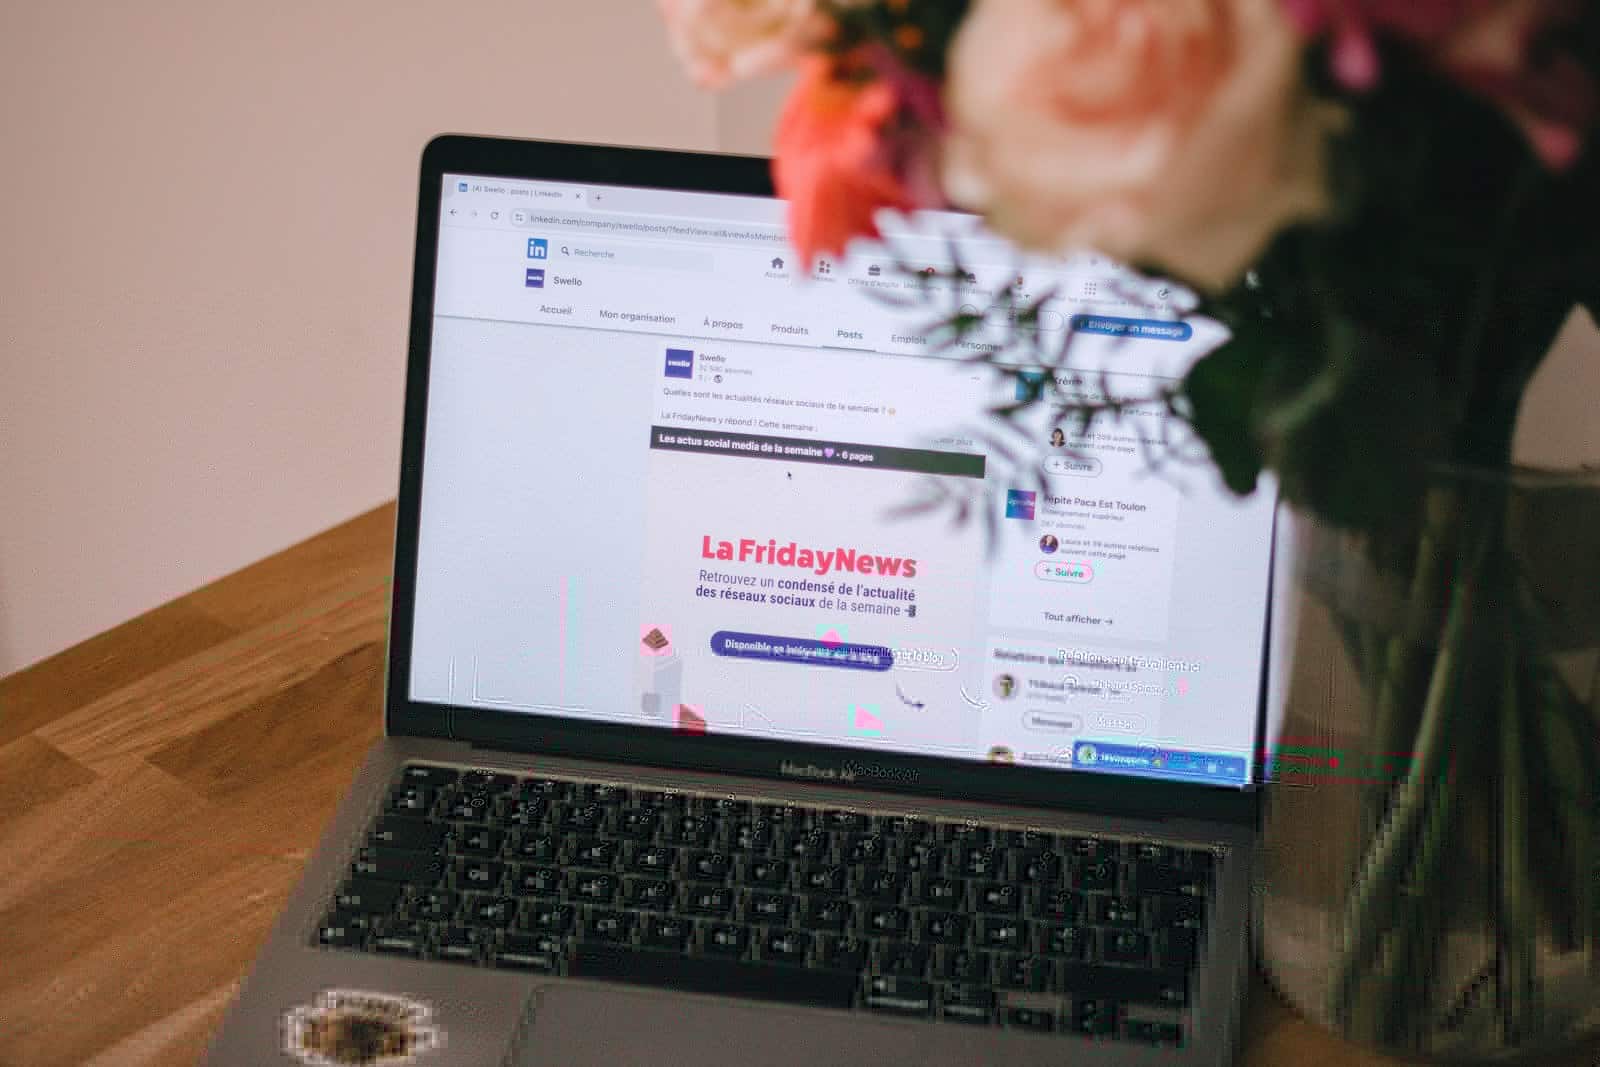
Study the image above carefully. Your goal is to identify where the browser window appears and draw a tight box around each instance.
[410,174,1274,787]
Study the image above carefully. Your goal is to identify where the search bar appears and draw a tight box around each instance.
[555,240,713,272]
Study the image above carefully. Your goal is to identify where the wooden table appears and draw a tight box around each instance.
[2,502,1594,1066]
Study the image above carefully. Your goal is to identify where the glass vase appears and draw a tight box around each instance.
[1258,467,1600,1060]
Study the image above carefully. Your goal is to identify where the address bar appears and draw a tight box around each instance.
[517,210,788,248]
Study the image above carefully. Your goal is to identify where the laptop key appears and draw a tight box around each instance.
[570,872,619,903]
[1104,930,1151,966]
[584,909,633,943]
[332,877,404,916]
[798,895,851,932]
[1071,858,1120,893]
[317,911,370,948]
[1057,964,1188,1006]
[372,919,425,956]
[939,983,995,1024]
[465,894,518,926]
[760,928,809,965]
[443,792,494,822]
[639,915,692,952]
[1095,895,1142,928]
[460,770,517,794]
[352,846,447,886]
[1034,888,1083,923]
[746,890,792,923]
[399,764,458,788]
[1133,860,1209,897]
[386,785,436,815]
[994,953,1050,991]
[630,843,677,874]
[370,816,448,854]
[495,932,562,972]
[1038,923,1090,960]
[872,941,929,978]
[1125,1019,1185,1045]
[436,925,484,961]
[1159,927,1201,969]
[958,846,1005,879]
[975,882,1021,914]
[686,850,734,882]
[685,886,735,917]
[744,856,788,887]
[617,806,660,840]
[522,902,575,934]
[457,858,504,891]
[920,876,963,907]
[1005,1005,1054,1032]
[939,948,990,983]
[977,917,1025,950]
[856,867,905,903]
[1066,997,1120,1036]
[458,826,503,857]
[624,877,676,911]
[864,975,932,1016]
[1151,892,1206,930]
[814,933,866,973]
[570,837,619,870]
[865,905,911,938]
[407,889,458,922]
[513,832,560,863]
[571,942,856,1010]
[703,923,749,958]
[560,802,607,834]
[800,863,848,896]
[513,865,562,897]
[920,911,967,944]
[731,818,775,852]
[1020,850,1063,885]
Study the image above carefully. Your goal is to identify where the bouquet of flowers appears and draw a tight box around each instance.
[659,0,1600,1055]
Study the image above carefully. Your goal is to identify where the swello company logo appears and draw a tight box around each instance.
[527,238,548,260]
[525,268,545,289]
[664,348,695,379]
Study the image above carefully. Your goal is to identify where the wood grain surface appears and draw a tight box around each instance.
[1,503,1594,1066]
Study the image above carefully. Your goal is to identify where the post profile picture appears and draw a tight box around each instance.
[1049,427,1066,448]
[1039,534,1059,554]
[987,745,1015,764]
[993,674,1017,700]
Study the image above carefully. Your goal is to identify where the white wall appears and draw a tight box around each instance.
[0,1,721,675]
[3,11,1595,677]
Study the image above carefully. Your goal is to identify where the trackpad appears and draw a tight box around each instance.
[516,982,998,1066]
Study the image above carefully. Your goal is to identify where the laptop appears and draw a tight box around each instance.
[204,134,1279,1067]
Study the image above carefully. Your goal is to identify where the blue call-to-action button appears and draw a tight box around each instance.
[710,630,893,672]
[1069,315,1192,342]
[1073,741,1247,782]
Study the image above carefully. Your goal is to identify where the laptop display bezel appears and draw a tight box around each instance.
[387,134,1268,828]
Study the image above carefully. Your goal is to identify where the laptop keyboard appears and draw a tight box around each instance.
[315,763,1217,1046]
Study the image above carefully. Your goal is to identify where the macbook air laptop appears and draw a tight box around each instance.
[204,134,1279,1067]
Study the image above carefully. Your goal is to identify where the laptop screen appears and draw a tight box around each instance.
[409,172,1275,789]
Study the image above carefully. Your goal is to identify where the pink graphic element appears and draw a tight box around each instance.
[640,623,673,656]
[675,704,707,735]
[1176,677,1189,696]
[819,628,844,648]
[823,447,835,458]
[853,705,884,734]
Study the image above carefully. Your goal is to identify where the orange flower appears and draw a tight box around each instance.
[773,57,913,268]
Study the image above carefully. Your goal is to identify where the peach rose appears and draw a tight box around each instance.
[942,0,1346,291]
[657,0,829,88]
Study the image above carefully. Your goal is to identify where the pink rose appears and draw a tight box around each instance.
[942,0,1345,291]
[1281,0,1595,168]
[657,0,830,89]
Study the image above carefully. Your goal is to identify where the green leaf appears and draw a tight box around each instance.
[1182,334,1267,495]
